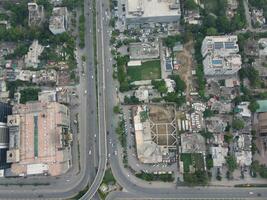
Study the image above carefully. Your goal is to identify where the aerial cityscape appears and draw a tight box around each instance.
[0,0,267,199]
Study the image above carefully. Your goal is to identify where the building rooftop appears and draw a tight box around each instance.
[201,35,239,57]
[24,40,44,68]
[6,102,72,176]
[256,100,267,113]
[258,112,267,136]
[49,7,68,35]
[129,42,159,60]
[210,146,228,167]
[126,0,180,18]
[28,2,44,26]
[181,133,206,154]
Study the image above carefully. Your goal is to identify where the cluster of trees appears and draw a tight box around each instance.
[3,1,28,26]
[78,13,85,48]
[151,79,167,94]
[113,105,121,114]
[232,118,245,130]
[226,155,238,173]
[124,96,140,105]
[7,80,35,98]
[5,43,30,59]
[248,0,267,18]
[251,160,267,178]
[239,67,261,88]
[115,120,126,148]
[201,0,246,35]
[136,172,174,182]
[183,171,208,185]
[163,75,186,107]
[115,55,131,92]
[20,87,41,104]
[163,34,182,49]
[184,0,198,10]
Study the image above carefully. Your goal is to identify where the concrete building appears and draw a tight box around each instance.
[210,146,228,167]
[234,134,252,166]
[201,36,239,57]
[126,0,181,25]
[28,2,44,26]
[133,106,163,163]
[24,40,44,69]
[252,9,266,27]
[49,7,68,35]
[258,112,267,136]
[236,102,251,118]
[6,102,72,176]
[181,134,206,154]
[203,54,242,76]
[258,38,267,57]
[0,102,12,170]
[0,102,12,123]
[129,42,159,60]
[201,36,241,76]
[133,105,177,163]
[38,90,57,102]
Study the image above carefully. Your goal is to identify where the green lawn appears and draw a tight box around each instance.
[127,60,161,82]
[102,169,115,184]
[181,153,204,173]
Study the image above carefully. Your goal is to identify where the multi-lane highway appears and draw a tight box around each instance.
[0,0,101,199]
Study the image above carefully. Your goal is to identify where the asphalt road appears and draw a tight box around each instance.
[0,0,100,199]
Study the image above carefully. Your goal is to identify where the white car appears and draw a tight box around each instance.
[89,150,92,155]
[91,75,94,79]
[84,90,87,94]
[114,150,117,155]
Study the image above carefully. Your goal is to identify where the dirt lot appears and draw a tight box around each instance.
[149,105,177,146]
[149,105,175,123]
[174,40,194,100]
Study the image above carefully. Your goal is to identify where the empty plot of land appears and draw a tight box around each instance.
[127,60,161,82]
[180,153,204,173]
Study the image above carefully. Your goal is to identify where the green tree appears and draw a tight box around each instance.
[224,132,233,144]
[113,105,121,114]
[203,109,214,118]
[206,154,213,170]
[169,74,186,93]
[151,79,167,94]
[232,118,245,130]
[184,0,198,10]
[225,155,237,172]
[20,88,41,104]
[248,100,260,113]
[206,27,218,36]
[200,130,214,140]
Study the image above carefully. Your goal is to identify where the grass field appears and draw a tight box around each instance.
[127,60,161,82]
[181,153,204,173]
[102,169,115,184]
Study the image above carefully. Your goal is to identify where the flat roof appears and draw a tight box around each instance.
[127,0,180,18]
[256,100,267,113]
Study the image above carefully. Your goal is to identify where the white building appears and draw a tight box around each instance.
[203,54,241,76]
[126,0,181,25]
[164,79,176,93]
[237,102,251,118]
[210,146,228,167]
[49,7,68,35]
[24,40,44,68]
[201,36,239,57]
[201,36,241,76]
[28,2,44,26]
